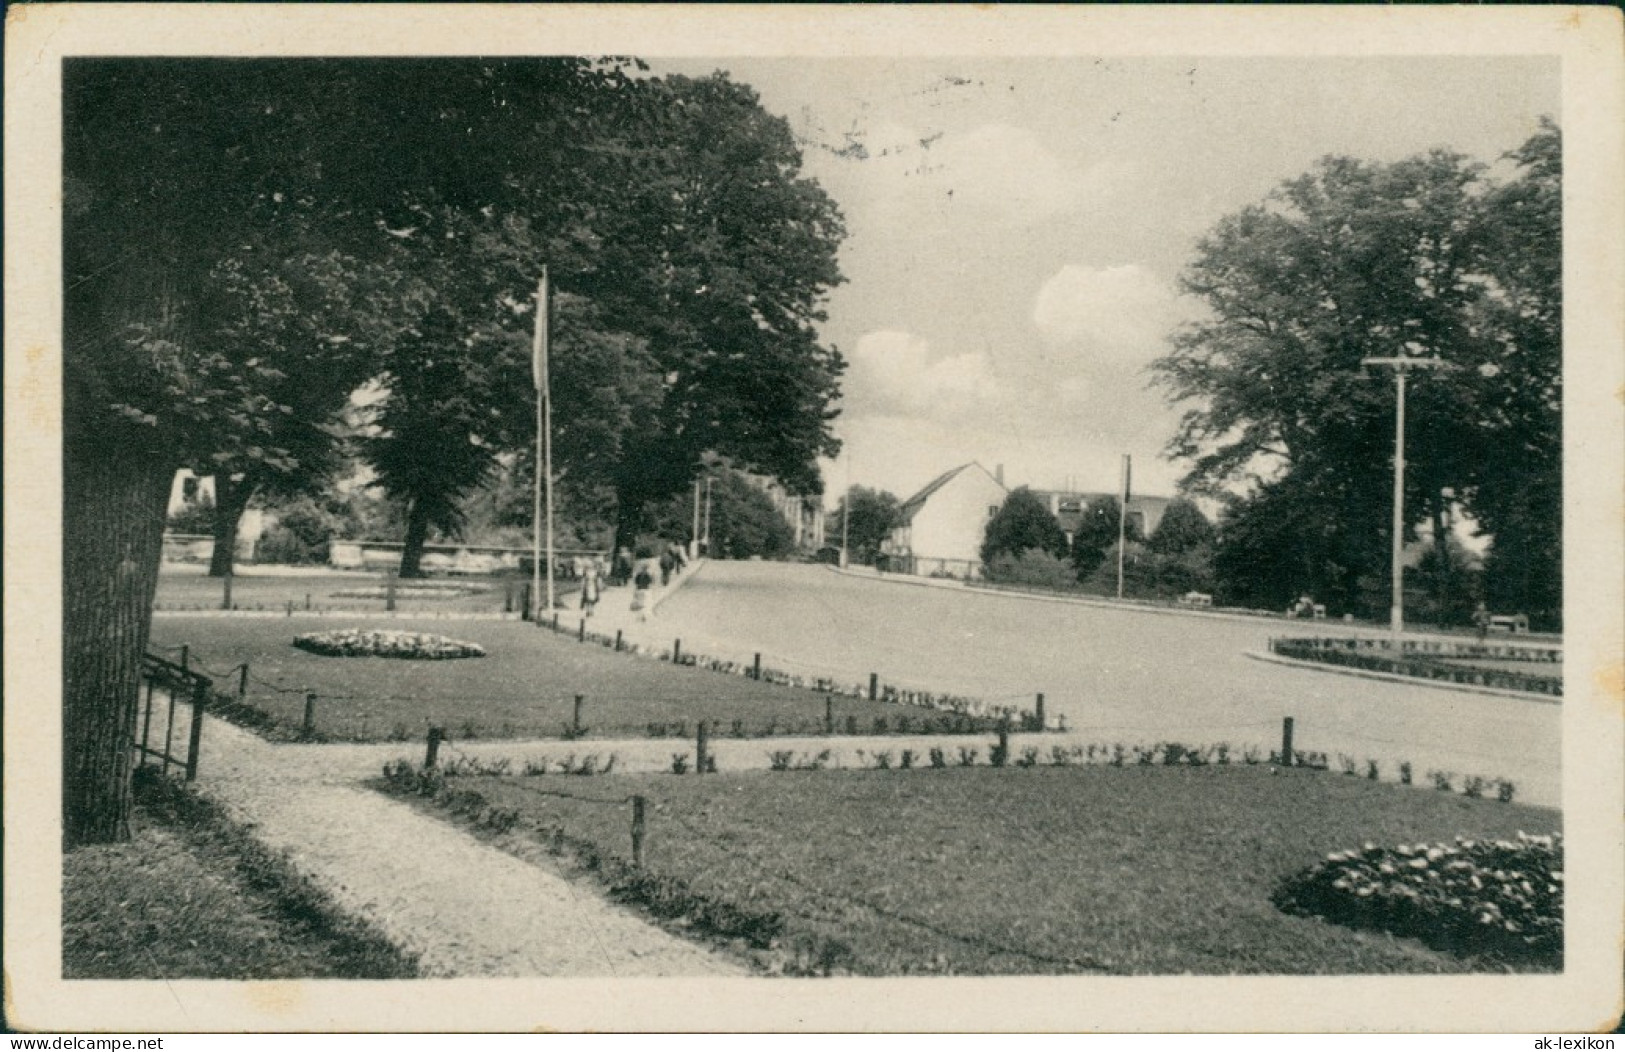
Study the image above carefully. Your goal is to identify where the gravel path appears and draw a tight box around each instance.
[196,718,744,977]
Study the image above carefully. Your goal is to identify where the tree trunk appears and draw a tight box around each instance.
[206,474,256,577]
[63,432,176,846]
[399,498,430,578]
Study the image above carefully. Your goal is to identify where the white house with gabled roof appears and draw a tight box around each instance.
[881,462,1007,578]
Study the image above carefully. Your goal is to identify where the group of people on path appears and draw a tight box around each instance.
[578,541,690,623]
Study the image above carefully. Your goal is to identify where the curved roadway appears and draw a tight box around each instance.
[633,562,1560,808]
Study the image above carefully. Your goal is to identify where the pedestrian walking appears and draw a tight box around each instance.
[580,559,601,617]
[1472,601,1491,642]
[659,547,676,587]
[631,565,654,622]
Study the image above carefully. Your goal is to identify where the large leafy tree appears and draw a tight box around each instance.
[1147,498,1214,556]
[572,73,848,542]
[701,471,796,560]
[1070,496,1142,579]
[981,488,1068,567]
[833,486,902,566]
[1152,124,1560,626]
[60,57,631,843]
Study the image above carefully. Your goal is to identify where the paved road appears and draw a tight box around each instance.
[618,561,1561,808]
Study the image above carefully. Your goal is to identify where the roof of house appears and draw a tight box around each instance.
[896,463,1005,524]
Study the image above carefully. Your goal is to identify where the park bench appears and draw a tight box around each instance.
[1179,591,1213,607]
[1489,613,1530,634]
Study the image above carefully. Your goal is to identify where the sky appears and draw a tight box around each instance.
[649,57,1559,508]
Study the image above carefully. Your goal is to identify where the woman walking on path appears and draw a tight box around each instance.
[580,559,601,617]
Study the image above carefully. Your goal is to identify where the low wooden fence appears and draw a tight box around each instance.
[136,651,211,780]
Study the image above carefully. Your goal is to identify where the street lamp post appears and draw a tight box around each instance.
[702,476,714,556]
[1361,347,1448,642]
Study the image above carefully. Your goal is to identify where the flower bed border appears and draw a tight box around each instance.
[1269,637,1561,697]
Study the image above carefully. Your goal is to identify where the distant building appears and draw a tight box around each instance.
[1031,490,1173,546]
[164,470,267,562]
[882,462,1007,578]
[738,472,825,552]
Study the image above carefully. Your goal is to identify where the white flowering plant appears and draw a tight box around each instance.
[1273,832,1562,966]
[293,628,486,660]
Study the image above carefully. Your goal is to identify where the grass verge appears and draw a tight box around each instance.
[151,615,982,742]
[378,762,1559,977]
[63,768,418,979]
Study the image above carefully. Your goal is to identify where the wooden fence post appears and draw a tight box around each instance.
[752,653,762,681]
[994,716,1011,768]
[869,672,879,701]
[695,720,710,775]
[221,571,233,611]
[385,571,397,612]
[425,726,444,769]
[305,592,311,611]
[179,645,189,672]
[1034,692,1046,732]
[579,618,587,642]
[237,663,249,700]
[302,691,318,740]
[573,694,585,737]
[614,629,623,652]
[825,695,835,735]
[1281,716,1295,768]
[631,795,647,868]
[520,582,532,621]
[185,679,207,781]
[286,599,294,618]
[673,638,682,665]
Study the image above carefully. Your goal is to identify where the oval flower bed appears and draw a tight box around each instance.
[1272,832,1562,966]
[292,629,486,660]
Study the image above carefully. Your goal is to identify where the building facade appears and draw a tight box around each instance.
[882,462,1007,579]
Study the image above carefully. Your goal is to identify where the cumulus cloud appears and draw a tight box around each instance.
[841,329,1004,420]
[1032,264,1184,364]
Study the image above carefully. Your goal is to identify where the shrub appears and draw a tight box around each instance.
[1496,779,1517,803]
[1273,833,1563,966]
[1016,746,1040,768]
[671,753,691,775]
[1399,761,1413,786]
[1463,776,1486,799]
[1366,759,1380,781]
[899,749,916,770]
[928,748,947,770]
[956,747,979,768]
[292,629,485,660]
[984,548,1076,589]
[769,750,795,772]
[1429,770,1455,792]
[1339,753,1359,776]
[1050,745,1073,767]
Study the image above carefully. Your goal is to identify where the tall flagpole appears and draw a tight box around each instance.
[532,269,554,621]
[1115,453,1131,600]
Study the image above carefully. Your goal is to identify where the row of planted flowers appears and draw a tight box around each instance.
[292,628,487,660]
[1273,832,1562,966]
[543,617,1049,730]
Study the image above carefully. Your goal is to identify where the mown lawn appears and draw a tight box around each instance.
[64,771,416,979]
[151,615,910,741]
[401,764,1561,976]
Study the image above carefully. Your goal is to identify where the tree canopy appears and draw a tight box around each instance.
[833,486,902,565]
[61,57,849,843]
[1151,121,1561,623]
[981,488,1067,567]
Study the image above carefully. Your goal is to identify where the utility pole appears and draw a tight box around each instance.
[840,487,851,569]
[702,476,714,556]
[1362,347,1448,642]
[1115,454,1131,600]
[530,269,552,622]
[690,478,702,561]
